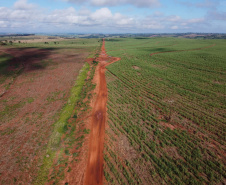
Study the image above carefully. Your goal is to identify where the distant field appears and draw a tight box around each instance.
[0,37,100,184]
[104,38,226,184]
[0,35,64,43]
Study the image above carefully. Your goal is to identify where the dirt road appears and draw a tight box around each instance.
[84,39,120,185]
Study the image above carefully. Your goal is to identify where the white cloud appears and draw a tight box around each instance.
[143,23,165,29]
[171,26,178,29]
[175,0,220,9]
[129,0,160,8]
[207,10,226,21]
[0,1,41,25]
[37,6,135,29]
[91,8,113,20]
[0,21,9,28]
[0,0,224,33]
[78,8,91,16]
[65,0,160,7]
[167,16,181,22]
[14,0,36,10]
[139,13,209,31]
[188,18,205,23]
[0,7,11,19]
[91,0,114,6]
[113,13,134,26]
[196,0,219,8]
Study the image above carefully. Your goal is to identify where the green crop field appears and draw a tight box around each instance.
[104,37,226,184]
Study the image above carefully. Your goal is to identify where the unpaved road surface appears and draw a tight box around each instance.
[84,39,120,185]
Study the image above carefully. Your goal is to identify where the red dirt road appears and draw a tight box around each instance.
[84,39,120,185]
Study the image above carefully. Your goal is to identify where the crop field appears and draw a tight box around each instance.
[104,38,226,184]
[0,37,100,184]
[0,36,225,185]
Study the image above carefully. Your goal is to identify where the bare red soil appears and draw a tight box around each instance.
[84,39,120,185]
[0,46,89,184]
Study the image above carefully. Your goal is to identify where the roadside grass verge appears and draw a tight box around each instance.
[34,62,90,184]
[47,60,99,184]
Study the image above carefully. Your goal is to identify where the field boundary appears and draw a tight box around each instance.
[34,62,90,184]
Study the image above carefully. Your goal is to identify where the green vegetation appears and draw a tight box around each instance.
[46,60,99,184]
[0,127,16,136]
[0,53,15,85]
[34,62,90,184]
[104,37,226,184]
[0,100,26,122]
[0,54,12,75]
[11,38,99,50]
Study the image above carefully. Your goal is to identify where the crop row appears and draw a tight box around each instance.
[103,38,226,184]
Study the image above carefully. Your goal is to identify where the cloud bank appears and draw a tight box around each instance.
[65,0,160,8]
[0,0,225,33]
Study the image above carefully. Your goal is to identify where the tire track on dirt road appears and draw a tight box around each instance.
[84,39,120,185]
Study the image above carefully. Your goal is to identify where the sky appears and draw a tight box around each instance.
[0,0,225,33]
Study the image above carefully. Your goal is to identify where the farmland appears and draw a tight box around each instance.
[0,37,101,184]
[0,36,225,185]
[104,37,226,184]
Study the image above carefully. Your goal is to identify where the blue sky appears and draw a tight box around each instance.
[0,0,225,33]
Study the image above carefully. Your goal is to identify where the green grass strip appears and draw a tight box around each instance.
[34,62,90,184]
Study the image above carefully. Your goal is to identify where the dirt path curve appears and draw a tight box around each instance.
[84,39,120,185]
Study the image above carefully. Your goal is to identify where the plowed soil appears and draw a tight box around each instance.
[0,46,89,184]
[84,39,120,185]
